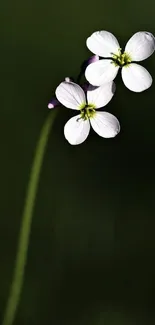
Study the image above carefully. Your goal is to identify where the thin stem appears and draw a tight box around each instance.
[2,110,57,325]
[76,70,83,84]
[76,59,88,84]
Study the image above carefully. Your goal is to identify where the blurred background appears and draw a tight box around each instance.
[0,0,155,324]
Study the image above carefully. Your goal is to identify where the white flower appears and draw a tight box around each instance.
[55,81,120,145]
[85,31,155,92]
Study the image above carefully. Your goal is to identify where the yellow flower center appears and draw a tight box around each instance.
[112,48,131,67]
[78,104,96,120]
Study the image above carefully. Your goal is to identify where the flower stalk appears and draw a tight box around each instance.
[2,110,57,325]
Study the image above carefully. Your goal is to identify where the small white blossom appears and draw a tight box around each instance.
[85,31,155,92]
[55,81,120,145]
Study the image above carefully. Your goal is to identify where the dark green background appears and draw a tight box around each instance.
[0,0,155,324]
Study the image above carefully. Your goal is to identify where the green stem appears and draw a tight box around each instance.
[2,111,57,325]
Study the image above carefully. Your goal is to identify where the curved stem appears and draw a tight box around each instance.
[2,110,57,325]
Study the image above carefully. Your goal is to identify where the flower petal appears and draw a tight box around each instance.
[121,63,152,92]
[125,32,155,61]
[87,82,116,108]
[86,31,120,57]
[64,115,90,145]
[55,81,86,110]
[85,59,119,86]
[90,112,120,138]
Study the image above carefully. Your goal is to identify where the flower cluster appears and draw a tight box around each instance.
[48,31,155,145]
